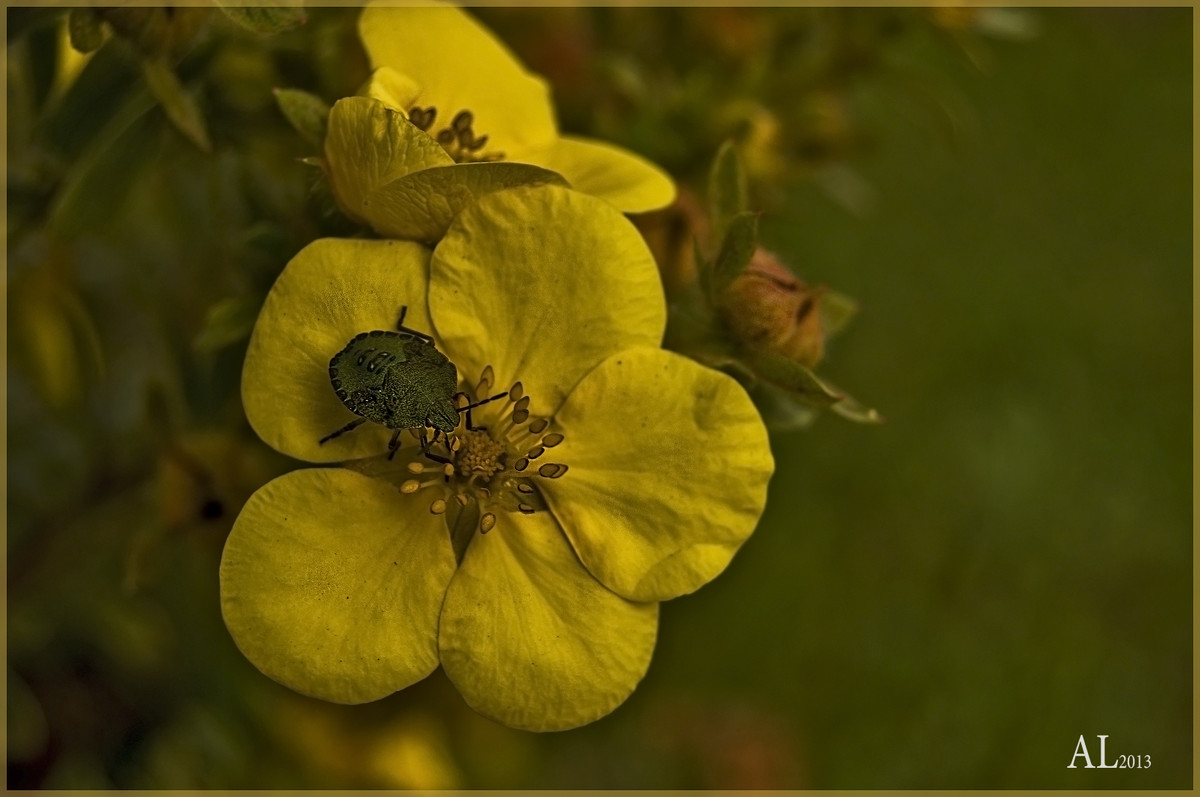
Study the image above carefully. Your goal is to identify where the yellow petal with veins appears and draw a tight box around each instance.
[542,346,774,602]
[242,237,434,463]
[359,2,557,153]
[439,508,658,731]
[220,468,456,703]
[429,184,666,417]
[524,135,676,214]
[324,96,453,228]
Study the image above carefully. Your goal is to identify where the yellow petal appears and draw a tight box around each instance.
[360,66,422,112]
[359,3,557,152]
[324,96,452,226]
[366,162,568,244]
[429,184,666,416]
[439,509,657,731]
[242,238,434,463]
[524,135,676,214]
[542,347,774,602]
[220,468,456,703]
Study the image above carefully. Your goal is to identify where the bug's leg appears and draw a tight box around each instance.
[319,417,367,445]
[456,390,509,431]
[418,427,453,466]
[395,305,435,344]
[386,429,403,460]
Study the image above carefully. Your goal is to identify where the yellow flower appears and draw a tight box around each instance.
[221,185,772,730]
[322,2,674,242]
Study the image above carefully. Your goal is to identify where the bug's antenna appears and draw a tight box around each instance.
[456,390,508,431]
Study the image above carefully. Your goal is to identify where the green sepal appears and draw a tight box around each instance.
[273,88,328,148]
[708,140,749,243]
[749,382,820,432]
[820,289,860,342]
[745,350,843,408]
[709,210,759,303]
[193,295,262,353]
[823,380,884,424]
[215,2,307,35]
[68,8,106,54]
[140,58,210,153]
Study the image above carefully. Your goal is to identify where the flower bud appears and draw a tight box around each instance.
[718,248,827,369]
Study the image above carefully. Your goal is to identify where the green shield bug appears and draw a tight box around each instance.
[319,307,506,458]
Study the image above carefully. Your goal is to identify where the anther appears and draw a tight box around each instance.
[529,418,549,434]
[509,381,524,402]
[443,463,455,478]
[451,110,474,132]
[527,445,545,460]
[542,433,564,447]
[437,129,455,147]
[480,513,496,534]
[400,480,421,494]
[430,499,447,515]
[517,483,535,495]
[512,408,529,424]
[513,457,529,472]
[477,365,494,396]
[517,503,535,515]
[407,462,425,474]
[454,493,469,506]
[538,463,568,478]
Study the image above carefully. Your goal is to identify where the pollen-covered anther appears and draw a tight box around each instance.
[456,429,505,478]
[430,498,447,515]
[400,480,420,494]
[407,462,425,474]
[480,512,496,534]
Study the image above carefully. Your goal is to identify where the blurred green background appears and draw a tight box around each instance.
[7,5,1191,789]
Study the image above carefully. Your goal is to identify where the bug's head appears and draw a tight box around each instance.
[428,399,461,435]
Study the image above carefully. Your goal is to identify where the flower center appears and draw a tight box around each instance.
[397,365,568,561]
[407,105,504,164]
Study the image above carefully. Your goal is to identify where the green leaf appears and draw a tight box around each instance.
[709,210,759,302]
[140,58,210,153]
[745,350,843,407]
[215,1,306,35]
[708,140,748,243]
[272,87,328,148]
[193,295,262,353]
[68,8,106,53]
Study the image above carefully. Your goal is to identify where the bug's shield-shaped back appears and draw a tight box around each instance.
[330,331,460,433]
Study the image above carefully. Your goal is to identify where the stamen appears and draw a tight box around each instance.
[527,445,545,460]
[513,457,529,472]
[537,463,569,478]
[517,503,535,515]
[517,483,535,495]
[480,512,496,534]
[509,381,524,403]
[529,418,549,435]
[541,433,564,447]
[400,480,420,494]
[407,462,425,474]
[430,499,447,515]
